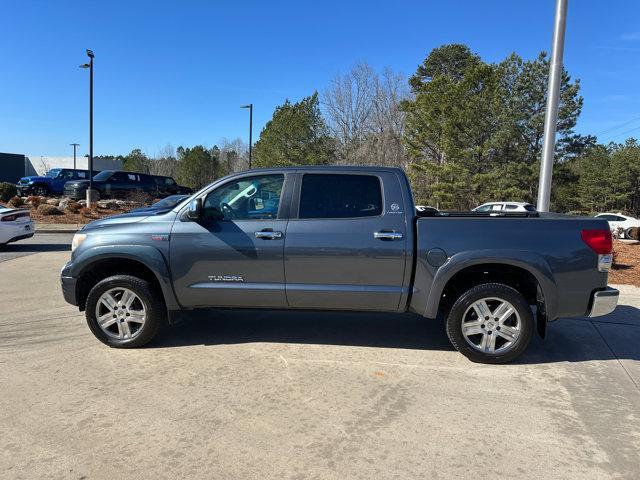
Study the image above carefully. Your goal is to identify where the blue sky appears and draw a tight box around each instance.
[1,0,639,157]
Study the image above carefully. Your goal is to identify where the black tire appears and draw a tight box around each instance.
[33,184,49,197]
[624,227,634,240]
[445,283,534,364]
[85,275,166,348]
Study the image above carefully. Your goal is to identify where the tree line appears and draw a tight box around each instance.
[109,43,640,215]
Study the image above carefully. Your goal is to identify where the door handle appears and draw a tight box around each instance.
[255,230,283,240]
[373,231,403,240]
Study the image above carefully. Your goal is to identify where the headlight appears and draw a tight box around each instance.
[71,233,87,252]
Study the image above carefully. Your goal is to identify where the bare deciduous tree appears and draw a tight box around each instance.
[323,63,411,167]
[148,144,178,177]
[219,137,249,174]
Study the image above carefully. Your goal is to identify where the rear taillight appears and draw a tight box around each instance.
[1,212,30,222]
[582,229,613,272]
[581,229,613,255]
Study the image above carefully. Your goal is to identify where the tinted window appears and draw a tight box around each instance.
[505,204,518,210]
[93,171,114,181]
[58,170,74,180]
[76,171,87,179]
[110,172,130,182]
[524,204,536,212]
[203,174,284,221]
[597,214,616,221]
[299,174,382,219]
[615,216,627,221]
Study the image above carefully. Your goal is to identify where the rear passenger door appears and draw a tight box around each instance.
[283,171,408,312]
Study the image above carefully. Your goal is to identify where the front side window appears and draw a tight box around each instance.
[203,174,284,221]
[475,204,491,212]
[110,172,130,182]
[58,170,74,180]
[299,174,382,219]
[93,171,113,181]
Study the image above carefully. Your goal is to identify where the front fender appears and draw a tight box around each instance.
[422,250,558,320]
[67,244,180,310]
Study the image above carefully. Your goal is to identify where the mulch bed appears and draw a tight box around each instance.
[1,201,136,225]
[611,240,640,287]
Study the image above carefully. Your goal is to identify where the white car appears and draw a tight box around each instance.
[595,213,640,239]
[473,202,537,213]
[0,208,35,245]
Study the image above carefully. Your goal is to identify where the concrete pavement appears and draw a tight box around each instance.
[1,250,639,479]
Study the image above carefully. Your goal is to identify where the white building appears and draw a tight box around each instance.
[26,156,122,176]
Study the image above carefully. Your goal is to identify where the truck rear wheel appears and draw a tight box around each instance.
[445,283,534,364]
[85,275,165,348]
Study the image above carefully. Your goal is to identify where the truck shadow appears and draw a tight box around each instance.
[0,243,70,252]
[152,305,640,364]
[155,309,455,352]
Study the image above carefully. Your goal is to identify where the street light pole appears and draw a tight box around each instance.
[80,49,96,206]
[70,143,79,170]
[241,104,253,169]
[537,0,569,212]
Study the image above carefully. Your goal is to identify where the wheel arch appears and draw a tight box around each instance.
[71,246,180,312]
[424,251,557,333]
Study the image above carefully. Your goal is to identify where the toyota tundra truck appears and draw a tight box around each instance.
[60,167,618,363]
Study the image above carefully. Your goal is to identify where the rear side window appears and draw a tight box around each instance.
[505,204,518,210]
[299,174,382,219]
[524,204,536,212]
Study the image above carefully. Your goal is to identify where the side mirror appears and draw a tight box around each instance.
[186,198,202,221]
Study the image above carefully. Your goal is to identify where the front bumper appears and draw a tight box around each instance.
[63,187,85,200]
[60,261,79,306]
[589,287,619,317]
[16,184,33,196]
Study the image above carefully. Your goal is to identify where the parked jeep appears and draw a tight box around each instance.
[17,168,95,197]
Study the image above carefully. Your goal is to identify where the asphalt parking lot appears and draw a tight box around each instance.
[1,234,639,479]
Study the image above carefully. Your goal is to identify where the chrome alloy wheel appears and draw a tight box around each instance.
[95,287,147,340]
[461,297,521,354]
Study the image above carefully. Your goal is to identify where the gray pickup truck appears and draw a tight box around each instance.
[61,167,618,363]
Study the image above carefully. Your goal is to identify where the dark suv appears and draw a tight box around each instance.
[63,171,191,200]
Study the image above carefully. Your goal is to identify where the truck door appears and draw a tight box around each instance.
[283,171,408,312]
[54,169,74,193]
[169,173,291,308]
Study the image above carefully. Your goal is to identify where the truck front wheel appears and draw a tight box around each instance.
[85,275,165,348]
[445,283,534,364]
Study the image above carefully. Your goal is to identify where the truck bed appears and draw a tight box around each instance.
[409,213,609,321]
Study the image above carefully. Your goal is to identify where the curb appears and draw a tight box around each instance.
[37,229,79,234]
[36,225,80,234]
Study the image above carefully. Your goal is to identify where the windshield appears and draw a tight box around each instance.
[153,195,189,209]
[92,171,113,181]
[45,169,61,178]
